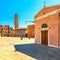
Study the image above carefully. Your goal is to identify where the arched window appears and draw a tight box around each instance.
[42,23,48,28]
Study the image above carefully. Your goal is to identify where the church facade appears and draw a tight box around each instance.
[35,5,60,48]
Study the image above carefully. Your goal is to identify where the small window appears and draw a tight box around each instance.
[59,13,60,16]
[4,28,5,30]
[42,23,48,28]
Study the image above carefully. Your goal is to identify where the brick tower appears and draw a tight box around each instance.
[14,14,19,29]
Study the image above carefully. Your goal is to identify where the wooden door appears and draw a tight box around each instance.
[41,31,48,45]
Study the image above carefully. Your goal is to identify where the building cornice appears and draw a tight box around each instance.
[35,9,60,20]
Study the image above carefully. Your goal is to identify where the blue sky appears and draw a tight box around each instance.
[0,0,60,28]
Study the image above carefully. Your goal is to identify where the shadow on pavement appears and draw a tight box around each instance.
[14,44,60,60]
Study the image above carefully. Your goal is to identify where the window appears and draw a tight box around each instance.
[42,23,48,28]
[8,28,9,30]
[4,28,5,30]
[59,12,60,16]
[8,31,9,33]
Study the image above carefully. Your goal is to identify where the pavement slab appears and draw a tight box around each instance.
[15,44,60,60]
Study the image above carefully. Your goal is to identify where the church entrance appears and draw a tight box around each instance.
[41,31,48,45]
[41,23,48,45]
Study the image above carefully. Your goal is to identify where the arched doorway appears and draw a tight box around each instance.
[41,23,48,45]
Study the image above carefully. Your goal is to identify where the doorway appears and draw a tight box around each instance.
[41,31,48,45]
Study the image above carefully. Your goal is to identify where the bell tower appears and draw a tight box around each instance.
[14,14,19,29]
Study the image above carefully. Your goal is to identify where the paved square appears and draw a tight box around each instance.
[0,37,60,60]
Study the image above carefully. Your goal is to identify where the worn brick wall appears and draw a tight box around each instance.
[58,14,60,46]
[2,25,10,36]
[0,25,3,36]
[35,14,59,47]
[28,25,35,38]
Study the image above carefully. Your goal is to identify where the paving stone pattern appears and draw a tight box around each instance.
[15,44,60,60]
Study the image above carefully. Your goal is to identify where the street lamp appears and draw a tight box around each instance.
[25,21,35,23]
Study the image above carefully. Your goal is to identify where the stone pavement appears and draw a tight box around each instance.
[0,37,35,60]
[15,44,60,60]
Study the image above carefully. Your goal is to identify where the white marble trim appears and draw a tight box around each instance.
[49,45,60,48]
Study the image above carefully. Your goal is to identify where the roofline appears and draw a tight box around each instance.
[46,4,60,8]
[34,4,60,18]
[28,24,35,26]
[35,8,60,20]
[15,28,27,30]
